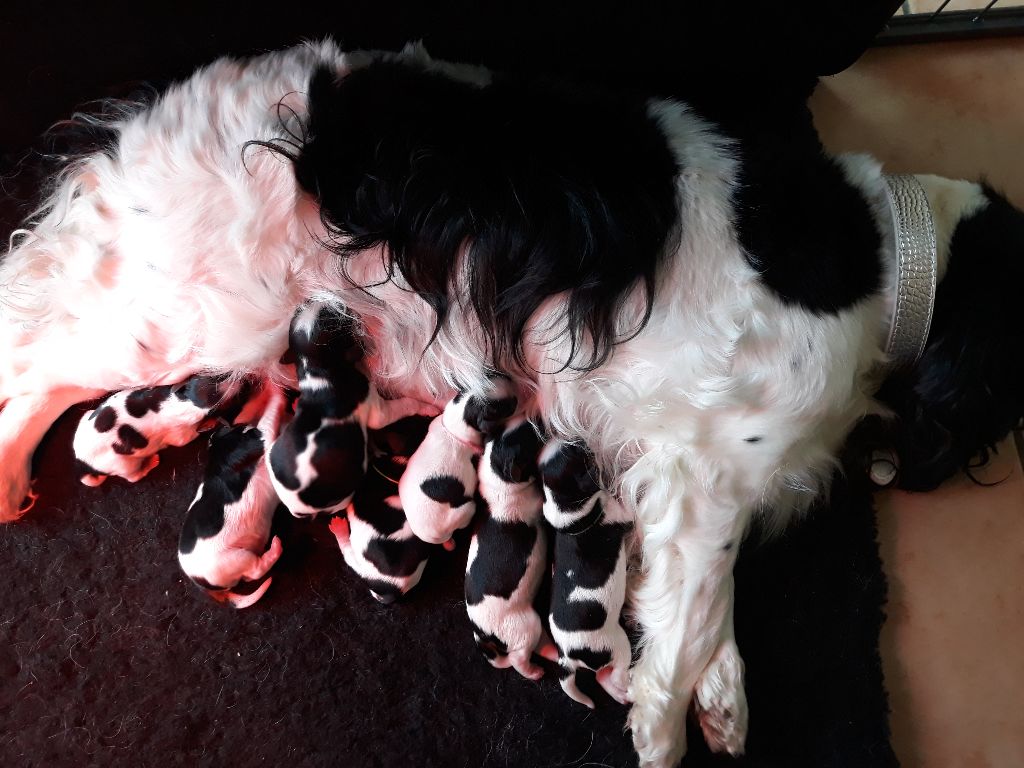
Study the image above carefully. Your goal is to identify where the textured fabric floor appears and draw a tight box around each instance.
[0,405,897,768]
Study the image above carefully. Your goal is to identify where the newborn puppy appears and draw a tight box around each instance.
[465,418,547,680]
[399,379,517,545]
[73,375,254,486]
[540,439,634,707]
[267,300,433,517]
[329,415,449,604]
[178,394,285,609]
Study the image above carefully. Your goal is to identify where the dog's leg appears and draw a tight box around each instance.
[364,394,440,430]
[693,579,747,756]
[627,495,749,768]
[241,536,284,581]
[0,386,106,521]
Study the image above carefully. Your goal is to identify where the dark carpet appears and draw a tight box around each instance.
[0,404,898,768]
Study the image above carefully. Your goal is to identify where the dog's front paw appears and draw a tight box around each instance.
[694,639,748,756]
[0,463,34,522]
[627,682,688,768]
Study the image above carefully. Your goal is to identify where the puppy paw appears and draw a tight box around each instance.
[596,665,631,705]
[694,640,748,756]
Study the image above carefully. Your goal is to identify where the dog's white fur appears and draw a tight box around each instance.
[0,40,988,766]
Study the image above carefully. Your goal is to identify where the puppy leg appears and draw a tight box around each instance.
[694,594,747,757]
[241,536,283,581]
[628,497,748,768]
[364,394,440,430]
[0,386,105,521]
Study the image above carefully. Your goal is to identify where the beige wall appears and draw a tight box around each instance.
[811,38,1024,204]
[810,38,1024,768]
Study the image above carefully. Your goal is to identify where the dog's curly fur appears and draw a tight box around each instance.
[2,40,1017,767]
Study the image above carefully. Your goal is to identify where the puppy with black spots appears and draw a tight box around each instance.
[399,377,518,546]
[540,439,634,708]
[329,415,451,603]
[465,417,548,680]
[267,300,435,518]
[178,392,286,609]
[73,375,258,487]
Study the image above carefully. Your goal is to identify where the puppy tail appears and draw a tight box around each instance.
[210,576,273,609]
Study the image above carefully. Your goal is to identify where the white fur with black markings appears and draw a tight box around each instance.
[464,418,547,680]
[178,392,286,609]
[329,415,444,603]
[398,378,517,545]
[267,300,434,518]
[540,439,634,708]
[73,375,257,487]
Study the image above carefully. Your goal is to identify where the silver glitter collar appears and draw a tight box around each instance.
[882,174,938,368]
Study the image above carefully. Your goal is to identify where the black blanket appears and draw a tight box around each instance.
[0,405,897,768]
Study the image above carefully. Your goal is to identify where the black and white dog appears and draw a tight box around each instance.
[540,439,634,711]
[329,415,448,603]
[465,417,548,681]
[178,393,286,609]
[2,40,1020,766]
[73,375,256,487]
[267,299,434,517]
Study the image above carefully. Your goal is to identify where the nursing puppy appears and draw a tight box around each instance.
[329,415,447,603]
[267,300,433,517]
[73,375,255,487]
[464,418,547,680]
[178,393,286,609]
[398,379,517,545]
[540,440,634,709]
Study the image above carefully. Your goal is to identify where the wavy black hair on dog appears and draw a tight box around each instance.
[291,61,680,373]
[871,184,1024,491]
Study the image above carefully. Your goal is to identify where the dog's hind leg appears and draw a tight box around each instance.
[0,386,106,521]
[693,583,748,756]
[627,492,749,768]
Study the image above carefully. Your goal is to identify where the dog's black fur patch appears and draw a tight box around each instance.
[465,515,537,605]
[732,122,883,313]
[488,421,542,484]
[296,61,680,373]
[540,442,600,512]
[92,405,117,433]
[296,422,366,509]
[550,521,630,632]
[874,185,1024,490]
[420,475,471,507]
[178,427,263,554]
[113,424,148,455]
[124,385,172,418]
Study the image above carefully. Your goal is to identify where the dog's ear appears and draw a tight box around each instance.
[305,65,339,135]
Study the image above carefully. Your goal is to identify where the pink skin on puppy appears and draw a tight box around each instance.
[399,379,518,545]
[73,375,258,486]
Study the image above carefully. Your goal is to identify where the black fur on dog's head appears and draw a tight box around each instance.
[292,52,680,374]
[872,183,1024,491]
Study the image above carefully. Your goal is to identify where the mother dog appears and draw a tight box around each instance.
[0,40,995,767]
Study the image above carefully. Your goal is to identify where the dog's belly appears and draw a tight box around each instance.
[0,41,349,399]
